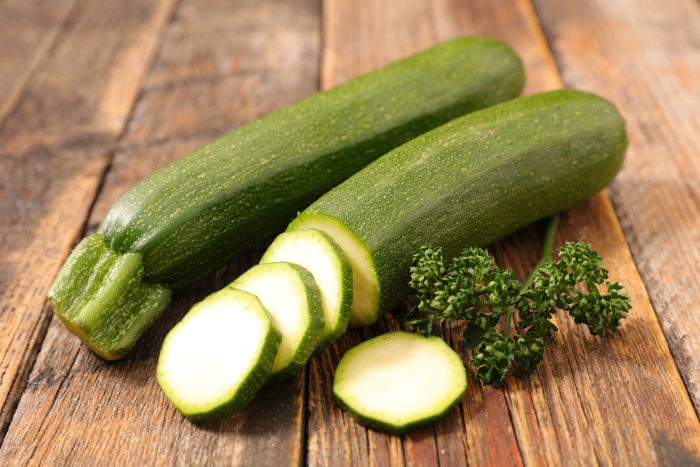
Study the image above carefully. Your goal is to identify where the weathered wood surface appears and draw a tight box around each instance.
[309,0,700,466]
[533,0,700,413]
[0,0,320,465]
[0,0,177,442]
[0,0,79,127]
[0,0,699,465]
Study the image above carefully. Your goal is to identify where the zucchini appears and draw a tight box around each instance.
[333,331,467,435]
[48,36,525,359]
[48,234,171,359]
[230,262,324,380]
[260,229,353,354]
[156,288,281,422]
[288,89,628,326]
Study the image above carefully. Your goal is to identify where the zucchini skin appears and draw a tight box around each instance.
[49,35,525,359]
[292,90,628,324]
[98,35,524,289]
[47,234,171,360]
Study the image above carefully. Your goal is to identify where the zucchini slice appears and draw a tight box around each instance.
[156,288,281,422]
[333,331,467,435]
[289,89,628,326]
[260,229,353,354]
[288,213,377,327]
[231,262,324,380]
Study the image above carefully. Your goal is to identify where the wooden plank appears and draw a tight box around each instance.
[429,3,567,464]
[0,0,321,464]
[312,3,447,464]
[532,0,700,413]
[0,0,79,128]
[0,0,177,444]
[312,0,567,464]
[313,0,700,465]
[310,0,538,464]
[493,195,700,465]
[431,0,562,95]
[443,0,700,462]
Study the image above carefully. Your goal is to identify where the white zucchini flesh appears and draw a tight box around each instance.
[287,213,378,327]
[333,331,467,435]
[156,288,281,422]
[231,262,324,380]
[260,229,353,353]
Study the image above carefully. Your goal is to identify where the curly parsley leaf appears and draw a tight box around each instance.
[406,216,631,387]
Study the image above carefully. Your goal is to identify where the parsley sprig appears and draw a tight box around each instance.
[406,215,632,387]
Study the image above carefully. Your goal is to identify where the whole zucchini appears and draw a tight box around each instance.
[48,36,525,359]
[288,89,628,326]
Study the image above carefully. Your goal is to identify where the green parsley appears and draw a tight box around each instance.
[405,215,632,387]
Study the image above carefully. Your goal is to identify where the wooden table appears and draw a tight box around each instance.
[1,0,699,464]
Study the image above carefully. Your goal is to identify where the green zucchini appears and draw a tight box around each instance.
[260,229,353,354]
[333,331,467,435]
[157,288,281,422]
[48,234,171,359]
[48,36,524,359]
[230,262,324,380]
[288,89,628,326]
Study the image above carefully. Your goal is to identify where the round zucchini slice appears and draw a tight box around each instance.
[157,288,281,422]
[231,262,324,380]
[260,229,353,354]
[333,331,467,435]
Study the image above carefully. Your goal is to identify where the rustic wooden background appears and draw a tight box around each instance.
[1,0,699,465]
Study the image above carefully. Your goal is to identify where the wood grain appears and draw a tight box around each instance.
[491,195,700,465]
[0,0,321,464]
[0,0,79,128]
[313,4,443,464]
[0,0,699,464]
[311,0,700,465]
[311,0,567,465]
[532,0,700,413]
[0,0,177,444]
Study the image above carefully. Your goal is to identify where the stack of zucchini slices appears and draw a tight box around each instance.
[157,229,355,421]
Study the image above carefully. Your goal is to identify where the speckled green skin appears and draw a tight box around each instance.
[296,90,628,324]
[97,36,524,289]
[230,262,324,381]
[48,234,171,360]
[48,35,524,359]
[157,288,282,423]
